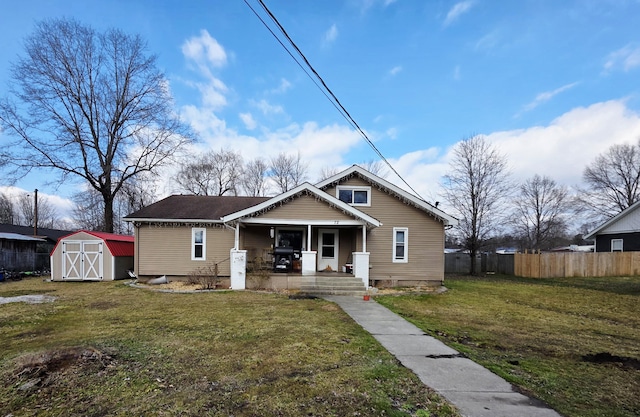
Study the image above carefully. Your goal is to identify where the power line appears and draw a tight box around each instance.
[244,0,426,201]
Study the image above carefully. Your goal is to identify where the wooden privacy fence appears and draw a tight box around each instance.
[514,251,640,278]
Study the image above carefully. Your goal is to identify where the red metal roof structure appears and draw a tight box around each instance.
[51,230,134,257]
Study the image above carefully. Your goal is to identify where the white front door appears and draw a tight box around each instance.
[317,229,339,271]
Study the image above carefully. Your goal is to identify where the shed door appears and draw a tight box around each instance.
[62,241,103,281]
[82,242,103,280]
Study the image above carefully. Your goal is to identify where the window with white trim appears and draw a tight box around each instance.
[393,227,408,263]
[611,238,623,252]
[336,185,371,206]
[192,228,206,260]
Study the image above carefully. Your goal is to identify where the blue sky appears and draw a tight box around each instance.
[2,0,640,219]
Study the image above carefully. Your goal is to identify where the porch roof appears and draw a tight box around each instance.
[221,183,382,228]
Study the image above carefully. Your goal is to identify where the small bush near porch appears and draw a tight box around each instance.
[376,275,640,417]
[0,278,458,416]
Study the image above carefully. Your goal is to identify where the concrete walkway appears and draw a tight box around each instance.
[324,296,562,417]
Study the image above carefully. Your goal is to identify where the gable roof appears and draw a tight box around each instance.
[584,200,640,239]
[221,182,382,227]
[124,195,270,223]
[52,230,134,257]
[315,165,458,226]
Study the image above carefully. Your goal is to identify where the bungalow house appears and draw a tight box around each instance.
[124,165,457,290]
[585,200,640,252]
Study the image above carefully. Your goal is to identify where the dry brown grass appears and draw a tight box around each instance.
[0,277,458,416]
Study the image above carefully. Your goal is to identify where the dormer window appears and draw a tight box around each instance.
[337,186,371,206]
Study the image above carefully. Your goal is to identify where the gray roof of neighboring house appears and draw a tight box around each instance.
[0,232,46,242]
[124,195,271,222]
[0,223,72,244]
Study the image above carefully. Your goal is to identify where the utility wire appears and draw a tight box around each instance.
[244,0,426,201]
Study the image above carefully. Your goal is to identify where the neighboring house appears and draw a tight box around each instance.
[585,200,640,252]
[50,231,134,281]
[0,232,46,271]
[124,165,457,289]
[0,223,72,271]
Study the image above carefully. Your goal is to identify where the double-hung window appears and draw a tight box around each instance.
[192,228,206,260]
[336,186,371,206]
[611,238,623,252]
[393,227,408,263]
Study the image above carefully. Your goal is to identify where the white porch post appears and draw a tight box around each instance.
[230,249,247,289]
[307,224,312,251]
[352,252,370,287]
[362,225,367,252]
[234,223,240,250]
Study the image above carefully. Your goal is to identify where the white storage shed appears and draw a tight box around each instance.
[50,231,134,281]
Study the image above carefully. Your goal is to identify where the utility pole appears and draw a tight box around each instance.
[33,188,38,236]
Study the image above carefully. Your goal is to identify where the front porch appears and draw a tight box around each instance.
[229,223,374,290]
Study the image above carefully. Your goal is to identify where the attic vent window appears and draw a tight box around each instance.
[337,186,371,206]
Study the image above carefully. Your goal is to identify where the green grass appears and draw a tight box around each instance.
[0,278,458,417]
[376,275,640,417]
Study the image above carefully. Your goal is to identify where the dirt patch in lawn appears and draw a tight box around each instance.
[582,352,640,370]
[10,346,116,392]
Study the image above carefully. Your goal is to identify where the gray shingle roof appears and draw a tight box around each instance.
[124,195,270,221]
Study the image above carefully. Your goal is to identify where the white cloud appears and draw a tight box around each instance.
[444,1,475,27]
[270,78,292,94]
[517,82,579,115]
[389,66,403,76]
[386,127,398,140]
[0,185,75,223]
[604,44,640,73]
[323,24,339,46]
[181,30,230,112]
[475,30,500,51]
[239,112,257,130]
[252,99,285,116]
[383,100,640,208]
[182,30,227,69]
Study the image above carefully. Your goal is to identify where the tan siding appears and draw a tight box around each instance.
[136,224,234,277]
[257,194,354,221]
[326,177,445,281]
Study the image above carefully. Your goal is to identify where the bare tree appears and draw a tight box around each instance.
[175,149,243,196]
[442,135,511,275]
[577,141,640,220]
[359,159,388,178]
[512,175,570,251]
[317,166,340,182]
[269,152,308,193]
[0,192,15,224]
[15,192,59,229]
[242,158,269,197]
[0,18,191,232]
[72,188,105,232]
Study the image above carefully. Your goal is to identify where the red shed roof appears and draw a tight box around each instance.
[52,230,134,257]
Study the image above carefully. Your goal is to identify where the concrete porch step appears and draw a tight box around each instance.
[299,276,367,296]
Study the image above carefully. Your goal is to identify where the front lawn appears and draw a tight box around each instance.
[376,275,640,417]
[0,278,457,416]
